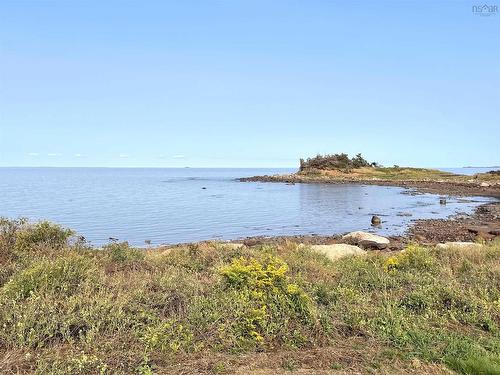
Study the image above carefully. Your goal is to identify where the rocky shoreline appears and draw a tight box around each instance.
[238,173,500,198]
[232,170,500,252]
[208,202,499,253]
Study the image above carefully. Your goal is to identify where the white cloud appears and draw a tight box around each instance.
[172,154,185,159]
[119,153,129,158]
[47,153,62,157]
[27,152,39,156]
[74,153,84,157]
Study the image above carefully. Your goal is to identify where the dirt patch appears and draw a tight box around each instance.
[152,338,451,375]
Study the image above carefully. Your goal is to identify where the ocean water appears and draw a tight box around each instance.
[0,167,494,246]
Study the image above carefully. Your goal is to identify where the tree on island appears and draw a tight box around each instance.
[299,153,378,172]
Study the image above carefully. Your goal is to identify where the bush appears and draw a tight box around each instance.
[103,242,144,263]
[142,318,194,353]
[14,221,73,254]
[384,244,436,273]
[216,255,317,348]
[299,153,375,171]
[1,254,92,300]
[0,217,27,257]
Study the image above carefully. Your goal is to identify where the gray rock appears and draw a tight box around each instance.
[222,242,244,250]
[371,215,381,225]
[436,242,482,250]
[342,231,390,249]
[309,244,366,261]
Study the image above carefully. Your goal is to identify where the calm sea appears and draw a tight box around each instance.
[0,167,495,246]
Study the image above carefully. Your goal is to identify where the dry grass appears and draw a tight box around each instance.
[0,220,499,374]
[298,166,500,184]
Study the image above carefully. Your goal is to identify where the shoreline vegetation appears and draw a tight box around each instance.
[239,153,500,198]
[1,202,500,374]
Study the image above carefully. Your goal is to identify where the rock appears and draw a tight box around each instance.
[480,182,490,187]
[342,231,390,249]
[243,238,262,247]
[489,228,500,236]
[371,215,381,225]
[397,212,413,217]
[439,198,447,205]
[310,244,366,260]
[222,242,244,250]
[436,242,482,250]
[468,225,500,237]
[467,226,490,234]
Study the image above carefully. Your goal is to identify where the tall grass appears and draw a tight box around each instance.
[0,219,499,374]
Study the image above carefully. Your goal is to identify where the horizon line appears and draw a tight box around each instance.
[0,165,498,169]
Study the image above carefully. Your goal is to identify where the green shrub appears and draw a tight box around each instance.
[35,351,109,374]
[219,255,288,289]
[0,283,127,348]
[0,217,27,257]
[385,245,436,273]
[1,254,91,300]
[446,355,500,375]
[215,255,317,348]
[103,242,144,263]
[14,221,73,254]
[142,318,194,353]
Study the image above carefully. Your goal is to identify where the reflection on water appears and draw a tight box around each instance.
[0,168,494,246]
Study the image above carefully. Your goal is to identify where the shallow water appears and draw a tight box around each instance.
[0,167,494,246]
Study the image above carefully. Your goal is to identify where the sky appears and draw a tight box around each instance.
[0,1,499,168]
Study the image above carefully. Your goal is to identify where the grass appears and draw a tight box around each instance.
[0,220,499,374]
[297,166,500,184]
[299,166,458,181]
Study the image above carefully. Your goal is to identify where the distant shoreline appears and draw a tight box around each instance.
[239,167,500,198]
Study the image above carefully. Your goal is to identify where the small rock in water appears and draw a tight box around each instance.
[439,198,447,205]
[202,187,207,189]
[371,215,381,225]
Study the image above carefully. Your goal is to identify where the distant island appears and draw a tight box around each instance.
[240,153,500,198]
[463,166,500,168]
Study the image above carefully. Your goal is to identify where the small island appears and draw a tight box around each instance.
[240,153,500,198]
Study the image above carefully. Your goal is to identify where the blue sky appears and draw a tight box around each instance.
[0,1,498,168]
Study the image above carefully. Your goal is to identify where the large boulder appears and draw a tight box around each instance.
[342,231,390,249]
[436,242,482,250]
[310,244,366,260]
